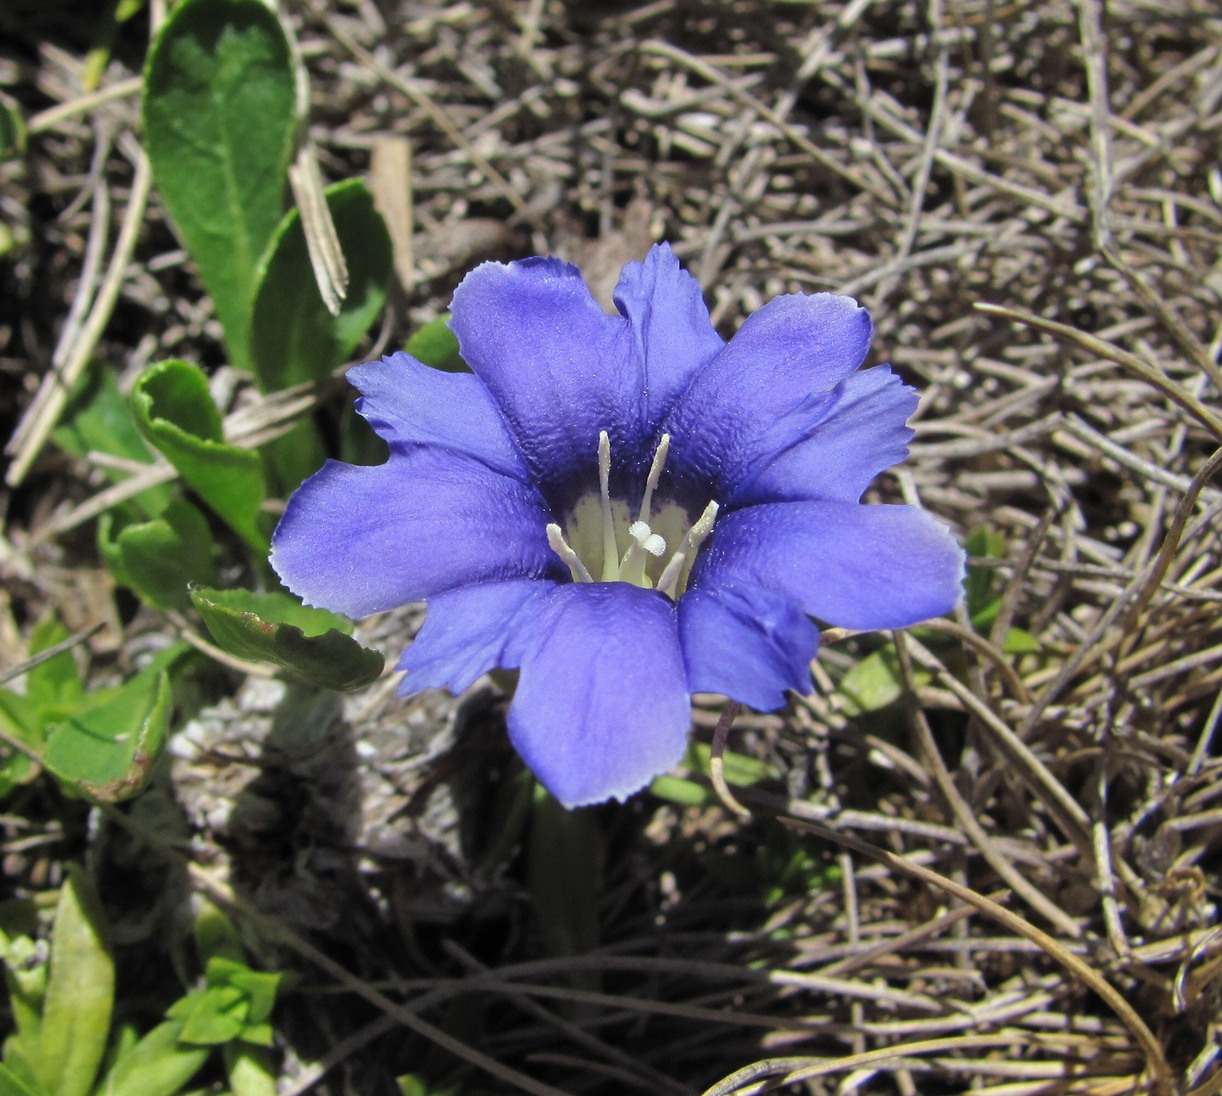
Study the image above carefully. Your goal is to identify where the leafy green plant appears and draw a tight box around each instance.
[0,866,115,1096]
[0,877,284,1096]
[129,0,397,618]
[99,500,219,612]
[962,526,1039,652]
[0,92,26,162]
[54,368,174,521]
[130,359,271,553]
[190,586,384,691]
[143,0,297,371]
[0,621,183,803]
[250,177,394,491]
[250,179,393,393]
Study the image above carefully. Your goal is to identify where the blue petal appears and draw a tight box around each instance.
[502,583,691,807]
[271,449,560,618]
[397,579,547,694]
[732,366,918,506]
[693,501,965,630]
[449,257,641,498]
[612,243,724,426]
[679,582,820,711]
[349,352,528,480]
[662,293,873,500]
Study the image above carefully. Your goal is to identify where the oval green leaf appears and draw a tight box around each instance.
[190,587,384,691]
[251,179,394,391]
[34,866,114,1096]
[143,0,297,370]
[96,1019,209,1096]
[43,670,172,802]
[0,93,26,161]
[108,500,219,610]
[131,360,269,550]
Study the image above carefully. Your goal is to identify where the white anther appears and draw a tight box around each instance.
[686,499,720,550]
[547,523,593,584]
[638,433,670,525]
[597,430,619,581]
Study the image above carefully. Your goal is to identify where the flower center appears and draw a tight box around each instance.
[546,430,718,600]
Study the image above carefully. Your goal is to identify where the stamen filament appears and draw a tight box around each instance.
[597,430,619,581]
[638,433,670,525]
[657,500,719,598]
[547,523,593,584]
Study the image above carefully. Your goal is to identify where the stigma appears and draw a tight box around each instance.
[546,430,718,600]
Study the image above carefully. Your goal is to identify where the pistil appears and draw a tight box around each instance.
[597,431,619,582]
[618,520,667,586]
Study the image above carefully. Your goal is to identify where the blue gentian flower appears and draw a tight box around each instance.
[271,244,965,807]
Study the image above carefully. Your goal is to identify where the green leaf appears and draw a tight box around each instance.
[839,645,936,716]
[192,901,244,966]
[1003,627,1040,654]
[131,360,269,550]
[225,1045,277,1096]
[397,1076,462,1096]
[168,957,281,1047]
[26,618,84,719]
[42,671,171,802]
[404,315,468,373]
[172,985,247,1045]
[103,1023,141,1075]
[839,645,928,716]
[969,597,1001,630]
[964,526,1006,622]
[0,1064,44,1096]
[96,1020,209,1096]
[685,741,776,787]
[34,866,113,1096]
[649,774,711,806]
[0,93,25,161]
[0,689,39,745]
[223,969,280,1029]
[106,500,219,610]
[143,0,297,370]
[251,179,394,391]
[190,587,383,691]
[0,934,47,1060]
[54,367,171,519]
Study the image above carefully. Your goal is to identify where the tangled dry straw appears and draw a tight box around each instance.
[2,0,1220,1093]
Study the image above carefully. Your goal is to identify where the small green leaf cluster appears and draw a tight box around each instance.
[0,619,181,804]
[0,872,282,1096]
[26,0,406,812]
[0,26,416,1096]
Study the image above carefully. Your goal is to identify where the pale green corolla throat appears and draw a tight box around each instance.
[546,430,719,601]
